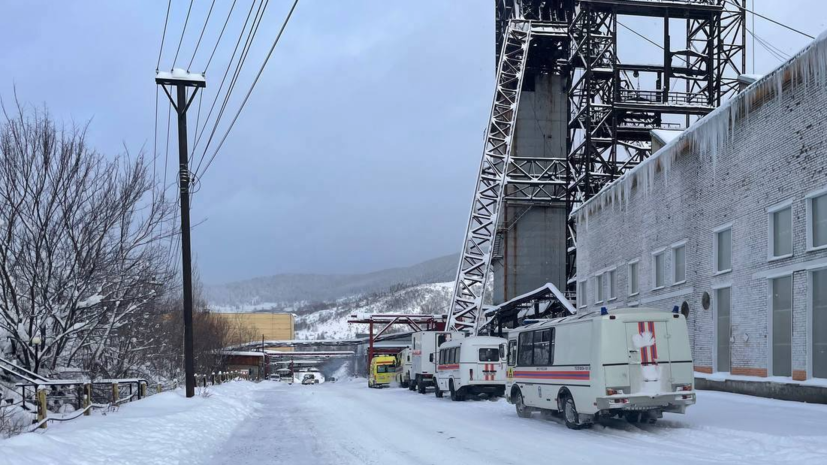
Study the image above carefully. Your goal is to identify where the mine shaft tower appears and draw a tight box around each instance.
[447,0,745,332]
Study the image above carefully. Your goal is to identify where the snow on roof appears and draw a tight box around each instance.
[572,29,827,220]
[651,129,684,145]
[222,351,266,357]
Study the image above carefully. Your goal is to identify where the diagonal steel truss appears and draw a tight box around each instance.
[446,20,533,333]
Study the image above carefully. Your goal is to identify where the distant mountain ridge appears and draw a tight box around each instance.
[205,253,459,311]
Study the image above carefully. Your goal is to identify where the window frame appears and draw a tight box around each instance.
[806,188,827,252]
[671,240,688,286]
[652,248,667,290]
[578,280,588,309]
[594,273,604,304]
[713,223,733,275]
[767,272,793,378]
[607,268,617,301]
[768,199,794,261]
[628,259,640,297]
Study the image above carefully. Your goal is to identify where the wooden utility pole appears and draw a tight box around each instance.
[156,69,206,398]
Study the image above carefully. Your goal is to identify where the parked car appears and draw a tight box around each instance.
[301,373,319,385]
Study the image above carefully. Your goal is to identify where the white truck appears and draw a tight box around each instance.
[410,330,465,394]
[395,347,413,388]
[505,307,696,429]
[435,336,507,401]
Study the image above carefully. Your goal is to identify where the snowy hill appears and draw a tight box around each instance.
[294,282,453,340]
[205,253,458,312]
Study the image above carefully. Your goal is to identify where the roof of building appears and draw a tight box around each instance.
[572,30,827,220]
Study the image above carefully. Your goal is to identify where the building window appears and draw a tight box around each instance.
[770,275,792,377]
[607,269,617,301]
[578,281,588,308]
[672,243,686,284]
[653,250,666,289]
[769,202,793,259]
[807,190,827,251]
[714,226,732,274]
[813,269,827,379]
[595,274,604,304]
[628,260,640,296]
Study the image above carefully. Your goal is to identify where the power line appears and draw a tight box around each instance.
[204,0,239,73]
[188,0,217,71]
[188,0,259,160]
[172,0,195,68]
[735,3,814,40]
[747,28,790,63]
[195,0,270,171]
[156,0,172,70]
[198,0,300,180]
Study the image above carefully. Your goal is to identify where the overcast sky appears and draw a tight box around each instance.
[0,1,824,284]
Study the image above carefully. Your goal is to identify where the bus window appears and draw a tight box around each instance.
[533,329,551,366]
[479,348,499,362]
[508,340,517,366]
[518,331,534,366]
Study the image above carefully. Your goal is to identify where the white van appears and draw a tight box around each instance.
[505,307,696,429]
[410,330,465,394]
[395,347,412,388]
[435,336,507,401]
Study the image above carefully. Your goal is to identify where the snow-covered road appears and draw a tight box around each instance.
[210,379,827,465]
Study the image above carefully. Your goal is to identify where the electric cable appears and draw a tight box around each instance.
[197,0,300,180]
[172,0,195,68]
[188,0,218,71]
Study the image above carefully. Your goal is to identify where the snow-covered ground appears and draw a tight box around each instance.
[212,380,827,465]
[1,381,266,465]
[4,379,826,464]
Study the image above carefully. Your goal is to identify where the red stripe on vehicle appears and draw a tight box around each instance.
[648,321,658,362]
[638,322,649,364]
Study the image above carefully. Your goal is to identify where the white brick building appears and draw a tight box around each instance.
[574,35,827,382]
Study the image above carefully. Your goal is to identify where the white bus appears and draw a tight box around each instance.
[410,330,465,394]
[435,336,507,401]
[505,307,696,429]
[395,347,412,388]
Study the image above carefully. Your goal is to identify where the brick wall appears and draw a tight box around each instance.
[574,54,827,380]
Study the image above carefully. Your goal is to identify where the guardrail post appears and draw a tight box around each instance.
[83,383,92,416]
[157,383,163,393]
[112,382,119,404]
[37,388,48,429]
[140,382,147,399]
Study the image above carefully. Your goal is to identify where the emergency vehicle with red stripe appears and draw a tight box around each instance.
[505,307,696,429]
[434,336,507,401]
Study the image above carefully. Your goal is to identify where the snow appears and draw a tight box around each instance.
[208,379,827,465]
[696,371,827,388]
[4,378,826,464]
[293,282,453,340]
[1,381,264,465]
[155,68,206,83]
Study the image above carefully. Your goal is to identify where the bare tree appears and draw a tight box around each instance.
[0,103,175,376]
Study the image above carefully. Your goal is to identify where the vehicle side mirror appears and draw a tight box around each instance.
[429,354,434,363]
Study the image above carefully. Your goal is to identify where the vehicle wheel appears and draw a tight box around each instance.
[625,412,642,424]
[449,381,461,402]
[435,385,444,398]
[514,390,531,418]
[409,378,416,391]
[418,378,427,394]
[563,395,584,430]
